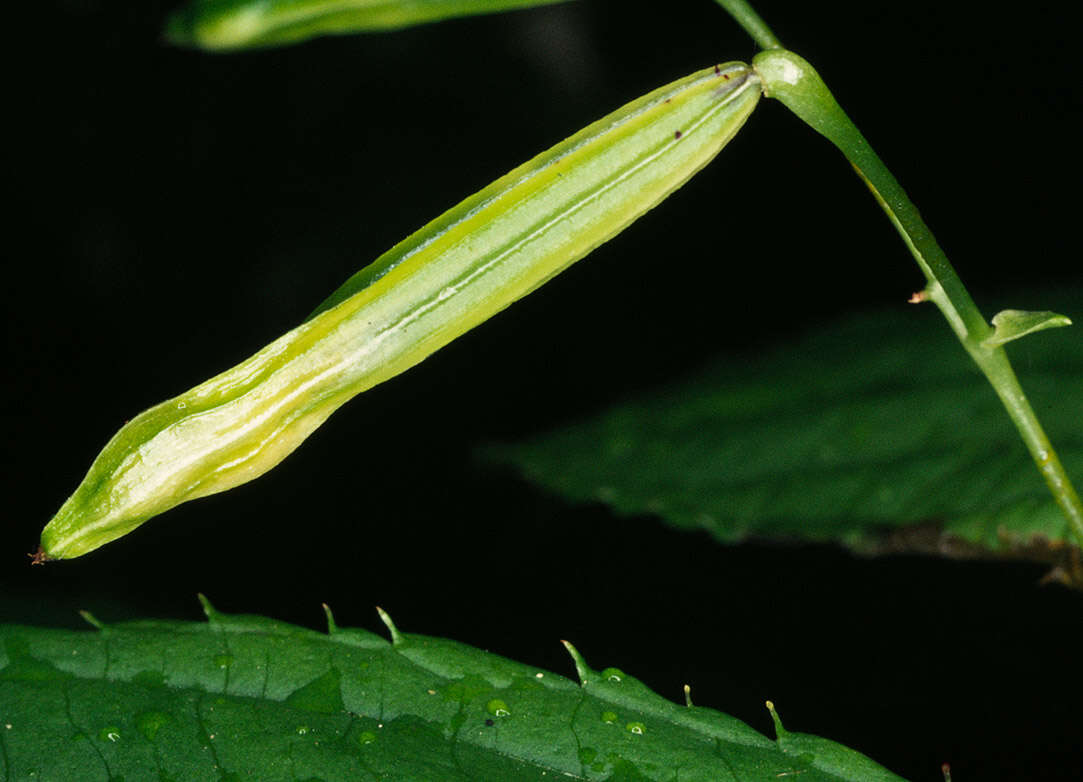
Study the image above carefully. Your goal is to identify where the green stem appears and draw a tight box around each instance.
[977,346,1083,540]
[711,0,782,50]
[749,47,1083,546]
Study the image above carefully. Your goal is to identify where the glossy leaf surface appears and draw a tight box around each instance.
[487,292,1082,565]
[166,0,577,50]
[0,602,905,780]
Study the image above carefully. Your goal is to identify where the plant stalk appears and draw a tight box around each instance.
[711,2,1083,545]
[851,166,1083,539]
[711,0,781,50]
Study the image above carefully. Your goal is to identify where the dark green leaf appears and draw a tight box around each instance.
[486,291,1082,567]
[0,601,905,780]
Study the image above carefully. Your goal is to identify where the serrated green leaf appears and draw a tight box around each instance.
[982,308,1072,349]
[0,603,905,781]
[485,292,1082,566]
[166,0,577,50]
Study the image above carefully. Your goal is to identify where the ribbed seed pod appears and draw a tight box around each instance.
[39,62,761,560]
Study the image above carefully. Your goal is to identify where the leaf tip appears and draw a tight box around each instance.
[683,683,693,707]
[322,603,338,635]
[560,640,590,686]
[376,606,403,645]
[79,610,106,631]
[765,700,787,737]
[941,762,953,782]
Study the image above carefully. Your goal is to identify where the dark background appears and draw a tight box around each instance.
[6,1,1083,779]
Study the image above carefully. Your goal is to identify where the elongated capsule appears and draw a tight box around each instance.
[166,0,576,50]
[38,62,761,560]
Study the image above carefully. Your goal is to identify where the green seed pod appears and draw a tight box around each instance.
[38,62,761,560]
[165,0,576,50]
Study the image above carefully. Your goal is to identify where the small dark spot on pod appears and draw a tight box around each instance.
[674,130,682,139]
[723,73,730,80]
[714,64,721,75]
[664,98,671,103]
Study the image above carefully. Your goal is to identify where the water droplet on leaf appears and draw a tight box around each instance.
[357,730,377,745]
[486,698,510,717]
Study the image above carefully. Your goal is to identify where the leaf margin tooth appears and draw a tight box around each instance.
[197,593,221,624]
[560,639,591,686]
[79,610,106,631]
[765,699,788,738]
[375,606,403,646]
[322,602,338,635]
